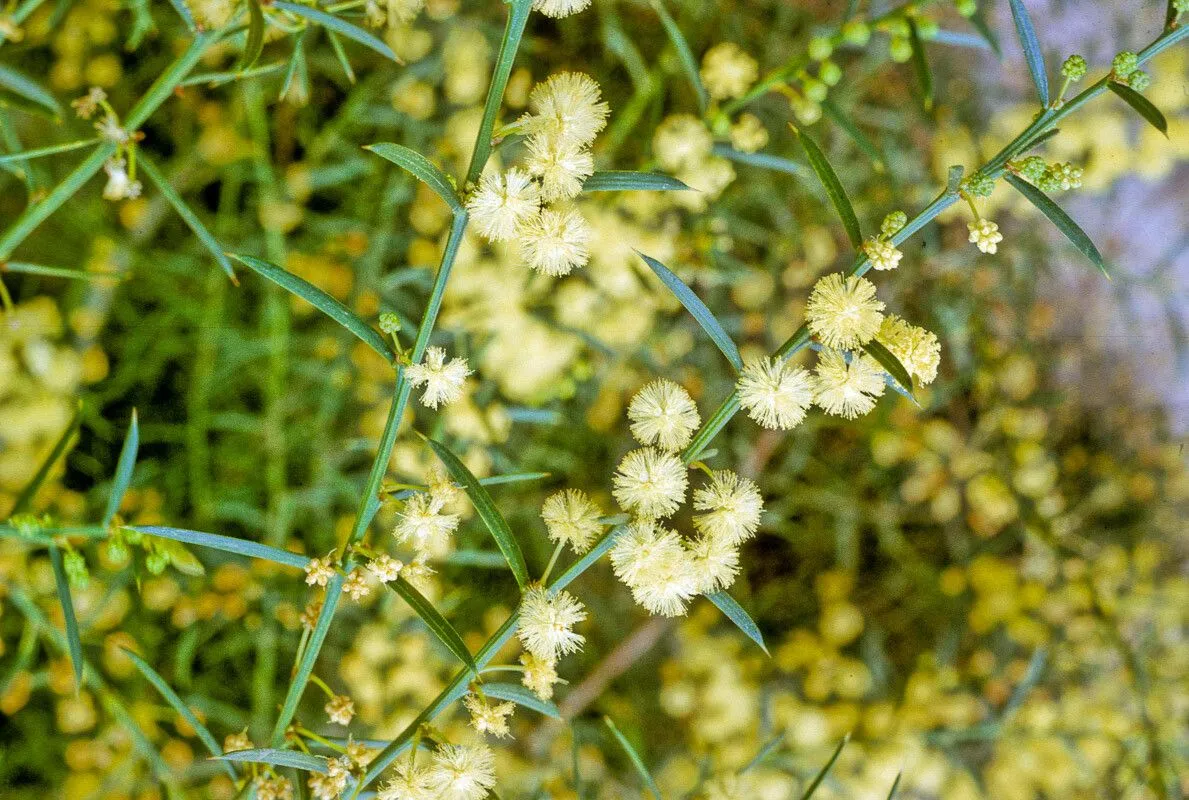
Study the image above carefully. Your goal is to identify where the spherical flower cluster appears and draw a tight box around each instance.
[254,776,295,800]
[344,568,372,601]
[308,756,351,800]
[519,652,561,700]
[325,694,355,726]
[531,0,591,19]
[812,348,886,419]
[805,273,885,350]
[540,488,604,553]
[876,314,941,385]
[700,42,759,100]
[1061,54,1087,81]
[378,743,496,800]
[967,219,1003,254]
[518,206,592,276]
[406,346,472,409]
[729,113,768,153]
[393,490,461,558]
[612,447,689,519]
[610,521,699,617]
[517,586,587,661]
[863,237,903,271]
[223,729,251,753]
[652,113,735,210]
[368,553,404,582]
[627,379,701,452]
[305,555,336,587]
[464,693,515,738]
[692,470,764,546]
[736,356,814,431]
[466,168,540,241]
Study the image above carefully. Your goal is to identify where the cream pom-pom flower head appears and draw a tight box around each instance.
[812,348,887,419]
[517,586,587,661]
[532,0,592,18]
[692,469,764,545]
[525,71,610,148]
[406,346,472,409]
[610,521,699,617]
[427,743,496,800]
[519,206,592,276]
[876,314,941,385]
[466,168,540,242]
[540,488,604,553]
[627,379,701,452]
[612,447,689,519]
[736,356,814,431]
[805,273,885,350]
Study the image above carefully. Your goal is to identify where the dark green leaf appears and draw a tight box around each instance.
[651,0,708,112]
[48,545,83,691]
[123,648,237,777]
[886,772,903,799]
[365,143,463,212]
[273,1,399,62]
[582,171,689,192]
[12,402,81,515]
[1007,0,1049,106]
[481,682,561,719]
[801,735,849,799]
[425,438,529,590]
[793,125,863,249]
[219,748,329,772]
[102,410,139,528]
[863,339,914,397]
[706,591,768,654]
[637,252,743,371]
[229,254,395,361]
[134,526,312,570]
[907,18,935,111]
[1108,82,1168,137]
[1004,174,1107,277]
[388,576,476,675]
[140,156,237,283]
[239,0,266,71]
[604,716,661,800]
[0,64,62,118]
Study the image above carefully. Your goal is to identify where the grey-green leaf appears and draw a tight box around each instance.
[821,101,885,173]
[239,0,266,71]
[102,409,139,528]
[706,591,768,655]
[604,716,662,800]
[802,735,849,799]
[425,438,529,590]
[365,143,463,213]
[272,1,399,62]
[48,545,83,691]
[1007,0,1049,106]
[388,576,477,675]
[1108,82,1168,137]
[863,339,914,397]
[651,0,708,112]
[582,171,689,192]
[793,125,864,250]
[135,526,312,570]
[219,748,329,772]
[886,772,903,800]
[1004,174,1106,278]
[139,155,237,283]
[0,64,62,118]
[481,682,561,719]
[229,254,396,361]
[0,138,101,165]
[968,8,1002,58]
[637,252,743,371]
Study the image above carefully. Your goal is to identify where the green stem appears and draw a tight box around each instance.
[463,0,532,187]
[539,541,564,584]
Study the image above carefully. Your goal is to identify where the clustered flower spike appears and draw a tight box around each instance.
[406,346,472,409]
[627,379,701,452]
[610,522,699,617]
[308,756,352,799]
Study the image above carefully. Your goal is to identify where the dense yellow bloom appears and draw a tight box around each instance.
[519,206,592,276]
[464,693,516,738]
[406,347,472,409]
[700,42,759,100]
[540,488,604,553]
[611,521,700,617]
[692,470,764,545]
[812,348,886,419]
[525,72,609,148]
[427,743,496,800]
[627,379,701,452]
[519,652,561,700]
[525,133,594,201]
[877,314,941,385]
[393,491,460,556]
[517,586,587,661]
[466,168,540,241]
[736,356,814,430]
[612,447,689,519]
[805,273,885,350]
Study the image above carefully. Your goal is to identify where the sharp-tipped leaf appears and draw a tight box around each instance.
[801,736,849,799]
[907,18,935,111]
[12,403,81,515]
[48,545,83,691]
[102,410,139,528]
[230,254,395,361]
[637,252,743,371]
[821,101,884,172]
[0,138,100,165]
[365,143,463,213]
[863,339,914,397]
[123,648,237,777]
[706,591,768,655]
[239,0,266,70]
[1004,174,1106,277]
[793,125,863,249]
[604,717,661,800]
[271,577,343,745]
[1007,0,1049,106]
[481,682,561,719]
[582,171,689,192]
[652,0,708,112]
[886,772,903,799]
[0,64,62,118]
[272,1,398,62]
[139,155,237,282]
[1108,82,1168,137]
[219,748,329,772]
[425,439,528,589]
[134,526,312,569]
[388,577,476,675]
[968,8,1003,57]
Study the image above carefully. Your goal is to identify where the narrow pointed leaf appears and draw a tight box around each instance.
[0,64,62,118]
[604,716,662,800]
[123,648,237,777]
[706,591,768,654]
[1,262,116,281]
[1007,0,1049,106]
[741,734,784,773]
[388,576,476,675]
[102,410,139,528]
[886,772,903,799]
[365,143,463,213]
[1004,174,1106,277]
[637,252,743,371]
[326,29,357,83]
[229,254,395,361]
[219,748,329,772]
[271,577,343,745]
[12,403,82,515]
[548,527,621,594]
[272,1,399,62]
[582,171,689,192]
[801,736,849,799]
[139,155,237,283]
[134,526,312,569]
[907,18,934,111]
[481,682,561,719]
[425,438,528,589]
[239,0,266,71]
[0,138,100,165]
[48,545,83,691]
[968,8,1002,57]
[793,125,863,249]
[651,0,708,112]
[862,339,914,397]
[1108,82,1168,137]
[821,101,884,172]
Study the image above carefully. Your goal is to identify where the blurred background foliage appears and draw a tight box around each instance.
[0,0,1186,797]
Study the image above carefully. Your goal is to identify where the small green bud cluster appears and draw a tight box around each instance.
[818,60,842,86]
[841,20,870,47]
[889,37,913,63]
[1012,156,1047,183]
[1176,0,1189,12]
[881,211,908,237]
[955,0,977,17]
[10,513,48,537]
[378,311,401,334]
[808,35,833,62]
[1060,55,1087,82]
[1038,162,1083,192]
[961,172,996,198]
[1126,71,1151,92]
[64,550,90,589]
[1111,51,1139,78]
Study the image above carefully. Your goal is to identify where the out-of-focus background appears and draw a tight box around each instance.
[1,0,1186,798]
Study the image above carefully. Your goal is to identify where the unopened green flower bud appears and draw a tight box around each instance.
[106,536,130,564]
[146,551,169,575]
[961,172,996,198]
[1126,70,1150,92]
[792,98,822,125]
[1013,156,1047,183]
[916,18,940,40]
[1111,51,1138,78]
[808,35,833,62]
[64,550,90,589]
[122,526,143,545]
[10,513,41,537]
[1061,55,1087,82]
[841,20,870,46]
[889,36,913,64]
[880,18,911,38]
[881,211,908,237]
[819,60,842,87]
[955,0,977,17]
[803,77,828,103]
[1043,163,1083,191]
[1176,0,1189,11]
[378,312,401,334]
